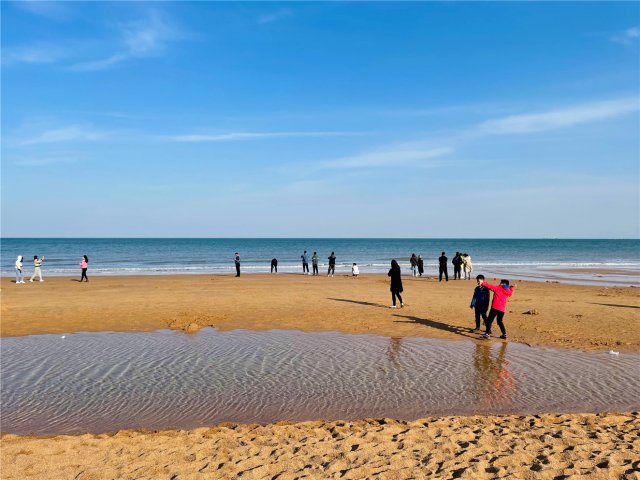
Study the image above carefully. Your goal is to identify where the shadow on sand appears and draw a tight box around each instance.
[328,298,389,309]
[590,302,640,310]
[392,314,479,340]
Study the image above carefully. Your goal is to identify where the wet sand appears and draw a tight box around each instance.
[2,273,639,351]
[2,412,639,479]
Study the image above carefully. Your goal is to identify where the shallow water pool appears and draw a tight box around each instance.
[1,328,639,435]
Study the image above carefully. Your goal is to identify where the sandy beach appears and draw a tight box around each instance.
[2,273,639,351]
[2,274,639,479]
[2,413,639,479]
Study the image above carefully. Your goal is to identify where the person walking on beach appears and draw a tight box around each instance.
[234,252,241,277]
[352,263,360,277]
[479,278,517,340]
[15,256,25,284]
[388,259,404,308]
[463,253,473,280]
[327,252,336,277]
[438,252,448,282]
[417,255,424,277]
[301,251,310,275]
[410,253,418,277]
[80,255,89,282]
[312,252,319,275]
[30,255,45,282]
[271,258,278,273]
[452,252,463,280]
[470,275,490,331]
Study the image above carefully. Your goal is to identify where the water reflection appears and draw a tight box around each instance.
[472,342,515,409]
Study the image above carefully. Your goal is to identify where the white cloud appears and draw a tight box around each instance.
[258,9,293,24]
[13,156,79,167]
[13,1,70,20]
[476,97,639,135]
[1,43,68,65]
[68,12,180,71]
[17,125,111,146]
[610,26,640,46]
[166,131,368,142]
[319,146,453,169]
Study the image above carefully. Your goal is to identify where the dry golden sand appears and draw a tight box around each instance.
[2,274,639,351]
[2,274,639,479]
[2,413,639,480]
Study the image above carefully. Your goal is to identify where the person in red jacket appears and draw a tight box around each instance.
[479,278,517,340]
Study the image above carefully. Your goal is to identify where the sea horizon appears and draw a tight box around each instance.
[3,237,639,286]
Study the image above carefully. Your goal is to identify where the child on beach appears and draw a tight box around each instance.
[352,263,359,277]
[15,256,24,284]
[80,256,89,282]
[388,259,404,308]
[30,255,45,282]
[479,278,517,340]
[470,274,490,331]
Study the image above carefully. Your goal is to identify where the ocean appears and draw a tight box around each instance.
[2,238,639,286]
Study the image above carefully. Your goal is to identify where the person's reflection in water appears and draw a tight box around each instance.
[386,337,403,369]
[472,342,515,410]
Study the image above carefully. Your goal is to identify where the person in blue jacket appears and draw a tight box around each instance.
[301,250,310,274]
[470,274,491,331]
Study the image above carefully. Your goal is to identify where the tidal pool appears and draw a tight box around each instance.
[1,328,638,435]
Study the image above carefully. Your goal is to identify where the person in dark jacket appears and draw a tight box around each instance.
[452,252,463,280]
[388,259,404,308]
[410,253,418,277]
[469,274,490,331]
[327,252,336,277]
[438,252,448,282]
[271,258,278,273]
[417,255,424,276]
[234,252,241,277]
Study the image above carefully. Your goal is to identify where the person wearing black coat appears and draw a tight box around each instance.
[438,252,448,282]
[271,258,278,273]
[470,274,491,330]
[388,259,404,308]
[417,255,424,276]
[452,252,463,280]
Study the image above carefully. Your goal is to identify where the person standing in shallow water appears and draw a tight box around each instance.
[417,255,424,277]
[388,259,404,308]
[311,252,319,276]
[80,255,89,282]
[438,252,448,282]
[271,258,278,273]
[327,252,336,277]
[234,252,241,277]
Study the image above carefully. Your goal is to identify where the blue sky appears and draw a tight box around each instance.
[1,1,639,238]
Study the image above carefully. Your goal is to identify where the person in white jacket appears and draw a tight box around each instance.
[352,263,360,277]
[30,255,45,282]
[15,256,25,284]
[462,253,473,280]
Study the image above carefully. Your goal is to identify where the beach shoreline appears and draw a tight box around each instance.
[2,273,639,352]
